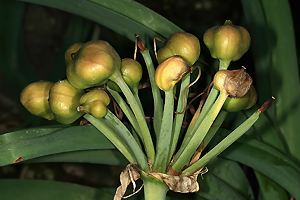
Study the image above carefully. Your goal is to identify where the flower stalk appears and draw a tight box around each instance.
[110,72,155,162]
[142,175,168,200]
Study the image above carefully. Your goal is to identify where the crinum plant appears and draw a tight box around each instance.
[19,20,272,200]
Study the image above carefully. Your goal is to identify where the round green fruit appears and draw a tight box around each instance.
[203,20,250,63]
[20,81,54,120]
[157,32,200,66]
[49,80,83,124]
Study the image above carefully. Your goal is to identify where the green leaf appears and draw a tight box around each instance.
[0,179,117,200]
[241,0,300,161]
[20,0,182,42]
[0,126,63,145]
[0,125,115,166]
[223,140,300,199]
[255,171,289,200]
[0,1,31,91]
[198,172,249,200]
[208,158,254,199]
[29,149,127,166]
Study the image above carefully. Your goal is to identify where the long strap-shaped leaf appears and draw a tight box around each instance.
[0,179,119,200]
[20,0,182,42]
[223,141,300,199]
[0,125,115,166]
[241,0,300,161]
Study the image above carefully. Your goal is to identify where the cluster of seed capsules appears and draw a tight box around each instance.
[20,21,256,124]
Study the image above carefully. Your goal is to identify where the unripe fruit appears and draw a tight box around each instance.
[213,69,252,97]
[121,58,143,89]
[65,43,82,64]
[79,100,108,119]
[20,81,54,120]
[78,89,110,119]
[49,80,84,124]
[155,56,189,91]
[79,89,110,106]
[67,40,121,89]
[157,32,200,65]
[223,85,257,112]
[203,20,250,63]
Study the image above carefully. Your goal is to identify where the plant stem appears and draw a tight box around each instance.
[178,87,219,156]
[142,175,168,200]
[107,87,141,137]
[184,57,230,138]
[182,108,262,175]
[171,92,228,172]
[168,74,190,162]
[153,89,175,172]
[104,110,149,170]
[202,110,227,149]
[141,49,163,137]
[219,60,231,70]
[111,72,155,162]
[133,86,145,115]
[84,114,136,164]
[173,60,230,161]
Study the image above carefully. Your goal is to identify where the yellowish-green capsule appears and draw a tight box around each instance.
[223,85,257,112]
[79,100,108,119]
[80,89,110,106]
[157,32,200,66]
[49,80,84,124]
[203,20,250,63]
[67,40,121,89]
[20,81,54,120]
[78,88,110,119]
[155,56,189,91]
[121,58,143,89]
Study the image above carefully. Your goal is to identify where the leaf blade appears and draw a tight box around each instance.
[0,125,115,166]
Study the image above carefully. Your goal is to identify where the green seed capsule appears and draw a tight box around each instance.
[49,80,84,124]
[80,89,110,106]
[20,81,54,120]
[67,40,121,89]
[223,86,257,112]
[155,56,188,91]
[78,89,110,118]
[121,58,143,89]
[157,32,200,65]
[79,100,108,119]
[203,20,250,63]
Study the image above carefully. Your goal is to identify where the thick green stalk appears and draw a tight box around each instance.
[104,111,149,171]
[176,60,229,158]
[177,87,219,156]
[171,92,228,172]
[154,89,175,172]
[133,87,145,115]
[168,74,190,161]
[219,60,231,70]
[142,175,168,200]
[107,88,141,136]
[111,72,155,162]
[84,114,136,164]
[202,110,227,149]
[189,59,229,131]
[141,49,163,137]
[182,108,262,175]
